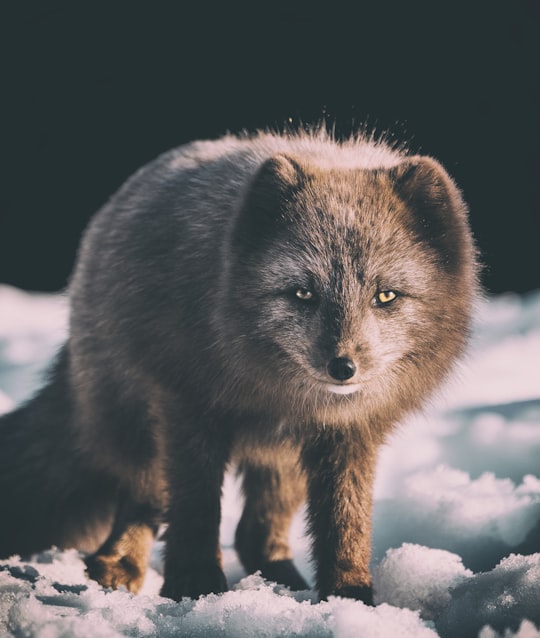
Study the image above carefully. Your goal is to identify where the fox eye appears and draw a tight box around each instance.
[375,290,398,306]
[295,287,315,301]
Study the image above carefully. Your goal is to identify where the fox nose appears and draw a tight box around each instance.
[327,357,356,381]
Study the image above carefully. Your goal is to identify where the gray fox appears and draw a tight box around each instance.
[0,129,478,603]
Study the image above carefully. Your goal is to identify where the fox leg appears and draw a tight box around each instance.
[301,429,377,604]
[160,408,232,601]
[235,447,308,591]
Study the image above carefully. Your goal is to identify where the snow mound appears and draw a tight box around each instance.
[374,543,473,619]
[373,544,540,637]
[436,553,540,638]
[0,550,437,638]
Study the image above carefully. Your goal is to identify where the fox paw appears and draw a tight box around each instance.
[85,552,146,594]
[331,584,374,605]
[160,562,228,601]
[259,559,308,591]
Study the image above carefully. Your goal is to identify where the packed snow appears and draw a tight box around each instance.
[0,284,539,637]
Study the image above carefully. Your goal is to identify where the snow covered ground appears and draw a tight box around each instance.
[0,283,539,637]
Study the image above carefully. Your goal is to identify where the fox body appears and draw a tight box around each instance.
[0,130,478,601]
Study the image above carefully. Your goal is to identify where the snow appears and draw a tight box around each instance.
[1,283,539,637]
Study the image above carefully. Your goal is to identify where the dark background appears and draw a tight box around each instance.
[1,2,539,294]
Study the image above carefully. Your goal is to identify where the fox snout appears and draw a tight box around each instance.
[326,357,356,382]
[321,354,363,394]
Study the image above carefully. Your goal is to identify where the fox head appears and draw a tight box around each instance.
[218,151,478,425]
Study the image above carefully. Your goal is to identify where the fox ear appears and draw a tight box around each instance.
[233,154,305,248]
[255,154,304,190]
[391,155,463,210]
[390,156,472,274]
[244,153,304,217]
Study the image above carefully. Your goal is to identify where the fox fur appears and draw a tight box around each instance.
[0,128,479,602]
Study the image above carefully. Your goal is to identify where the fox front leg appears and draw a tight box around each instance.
[301,429,378,604]
[160,410,231,601]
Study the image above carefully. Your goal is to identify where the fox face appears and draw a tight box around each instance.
[221,153,476,422]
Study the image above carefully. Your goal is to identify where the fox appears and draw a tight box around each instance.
[0,128,478,603]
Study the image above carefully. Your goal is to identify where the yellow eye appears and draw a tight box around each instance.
[295,288,314,301]
[376,290,397,305]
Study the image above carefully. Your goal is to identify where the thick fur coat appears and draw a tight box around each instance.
[0,130,478,602]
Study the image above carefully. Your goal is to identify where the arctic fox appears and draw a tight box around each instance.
[0,129,478,603]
